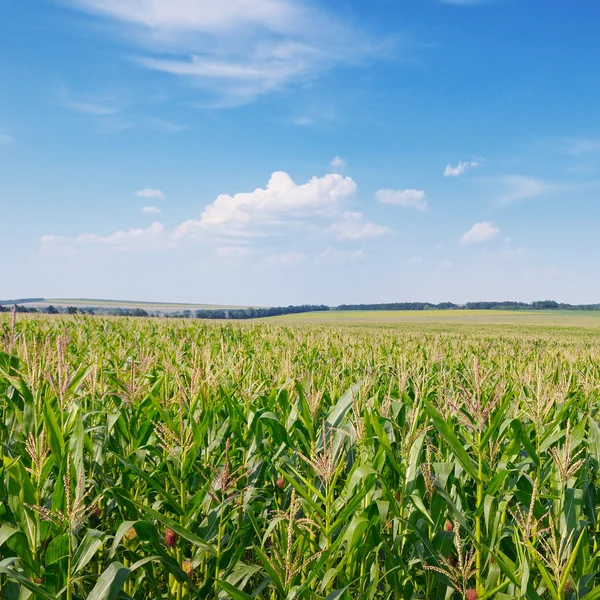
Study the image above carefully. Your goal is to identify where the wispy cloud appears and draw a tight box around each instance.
[314,246,365,264]
[62,0,390,105]
[444,160,479,177]
[216,245,253,258]
[41,222,166,252]
[376,188,428,211]
[141,206,161,214]
[0,134,14,144]
[261,251,306,265]
[565,138,600,155]
[406,256,422,266]
[327,211,390,240]
[459,221,500,245]
[59,85,123,115]
[502,246,526,259]
[498,175,554,205]
[136,188,166,199]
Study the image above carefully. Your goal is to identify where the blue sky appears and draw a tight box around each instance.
[2,0,600,305]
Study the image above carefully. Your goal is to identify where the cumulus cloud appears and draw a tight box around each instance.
[440,260,454,268]
[459,221,500,245]
[329,156,346,170]
[327,211,390,240]
[41,222,166,252]
[176,171,357,238]
[136,188,165,199]
[444,160,479,177]
[41,170,393,259]
[406,256,423,266]
[376,188,428,211]
[0,134,14,144]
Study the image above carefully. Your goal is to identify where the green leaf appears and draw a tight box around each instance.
[0,566,57,600]
[558,528,586,594]
[424,402,482,481]
[253,545,285,596]
[43,400,65,466]
[86,562,131,600]
[73,530,106,574]
[218,580,254,600]
[111,488,215,555]
[112,454,184,516]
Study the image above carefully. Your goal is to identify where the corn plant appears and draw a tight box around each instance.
[1,313,600,599]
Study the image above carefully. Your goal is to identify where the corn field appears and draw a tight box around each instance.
[2,314,600,599]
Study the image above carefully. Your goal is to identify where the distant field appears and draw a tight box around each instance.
[26,298,252,313]
[271,309,600,327]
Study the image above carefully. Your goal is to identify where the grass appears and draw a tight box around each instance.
[1,312,600,599]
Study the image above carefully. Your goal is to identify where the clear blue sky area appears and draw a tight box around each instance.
[2,0,599,305]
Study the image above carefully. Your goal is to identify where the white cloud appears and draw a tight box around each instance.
[141,206,161,214]
[261,251,306,265]
[0,134,14,144]
[503,246,525,259]
[499,176,553,205]
[376,188,428,211]
[327,211,389,240]
[136,188,166,199]
[565,138,600,155]
[66,0,303,32]
[64,100,120,115]
[64,0,385,105]
[329,156,346,170]
[459,222,500,245]
[440,259,454,268]
[524,266,562,278]
[406,256,422,266]
[59,85,122,115]
[176,171,357,238]
[216,246,252,258]
[41,222,166,252]
[314,246,365,264]
[444,160,479,177]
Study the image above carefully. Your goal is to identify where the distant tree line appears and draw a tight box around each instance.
[335,302,455,311]
[0,304,329,319]
[0,305,150,317]
[335,300,600,311]
[2,300,600,319]
[193,305,330,319]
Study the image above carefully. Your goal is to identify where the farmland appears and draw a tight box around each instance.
[1,313,600,599]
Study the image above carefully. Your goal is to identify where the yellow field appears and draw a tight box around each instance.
[271,309,600,328]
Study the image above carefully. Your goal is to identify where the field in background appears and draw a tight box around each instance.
[272,309,600,327]
[1,314,600,599]
[26,298,251,313]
